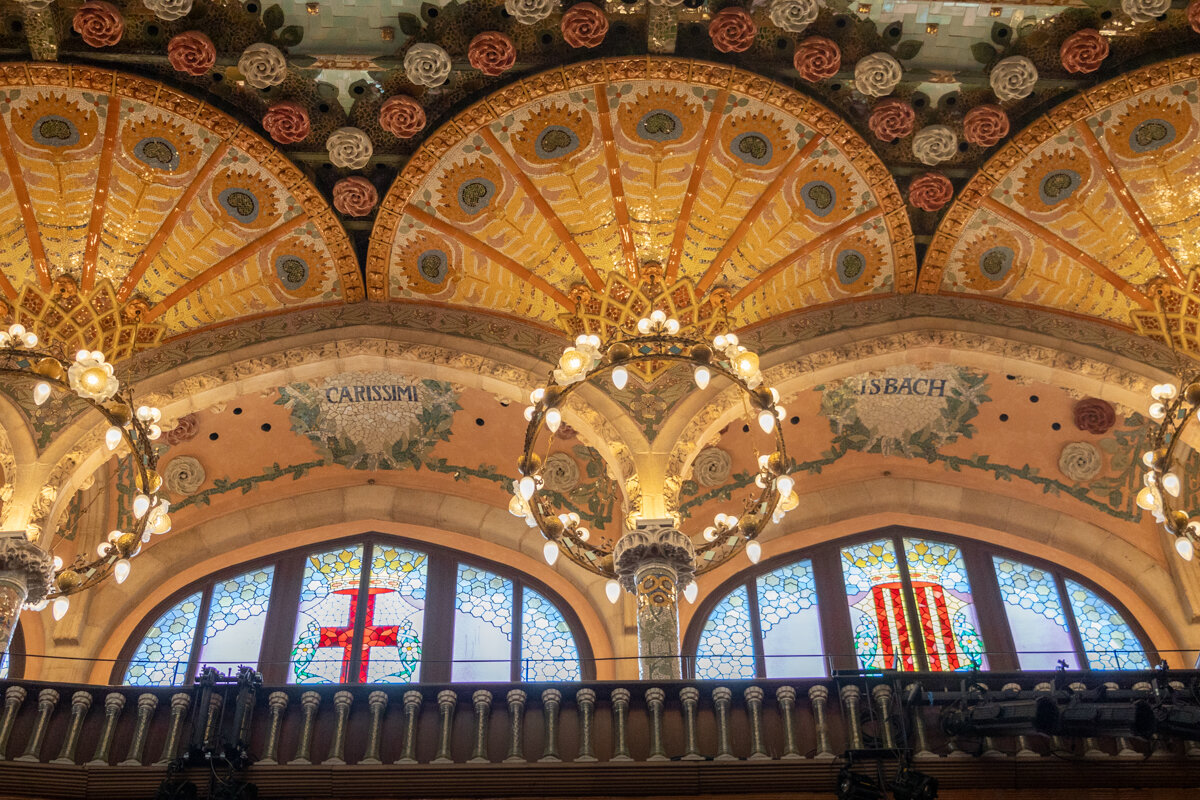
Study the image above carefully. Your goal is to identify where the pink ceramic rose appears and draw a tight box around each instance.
[333,177,378,217]
[73,1,124,48]
[868,98,915,143]
[165,413,200,446]
[908,172,954,212]
[561,3,608,48]
[261,102,310,145]
[1060,28,1109,74]
[792,37,840,82]
[167,31,215,76]
[468,32,517,76]
[962,104,1010,148]
[1190,0,1200,33]
[709,7,757,53]
[379,95,426,139]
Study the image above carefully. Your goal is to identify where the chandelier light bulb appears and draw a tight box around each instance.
[508,495,527,517]
[114,558,132,584]
[703,526,717,542]
[105,426,122,451]
[745,540,762,564]
[665,319,680,335]
[75,349,90,362]
[559,348,588,376]
[90,350,105,363]
[683,582,699,603]
[1162,383,1179,400]
[136,405,152,421]
[650,309,666,324]
[735,351,760,378]
[1135,486,1161,511]
[151,512,172,535]
[758,455,771,470]
[96,542,111,558]
[27,598,47,612]
[545,407,562,434]
[713,334,728,350]
[1163,472,1182,497]
[1177,537,1195,561]
[775,405,786,420]
[107,529,123,543]
[693,365,710,390]
[8,324,24,338]
[1143,451,1157,468]
[524,405,535,422]
[52,596,70,621]
[577,527,590,542]
[612,365,629,391]
[530,388,546,404]
[52,556,63,570]
[1149,402,1167,421]
[605,579,621,604]
[637,318,652,335]
[755,474,768,488]
[776,475,795,496]
[758,409,776,434]
[519,476,537,501]
[543,539,560,566]
[714,512,728,528]
[770,387,780,403]
[133,493,151,519]
[33,381,50,406]
[23,332,37,348]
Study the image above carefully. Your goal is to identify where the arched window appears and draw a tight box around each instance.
[0,625,23,680]
[118,536,589,686]
[686,528,1153,678]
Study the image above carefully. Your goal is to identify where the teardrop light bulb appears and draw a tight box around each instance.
[612,365,629,391]
[605,579,621,604]
[694,366,710,390]
[1177,537,1195,562]
[546,407,562,434]
[519,476,536,501]
[776,475,795,496]
[1163,472,1182,497]
[105,426,122,451]
[758,409,776,434]
[114,558,131,584]
[33,382,50,406]
[133,494,151,519]
[543,540,560,566]
[52,596,69,621]
[683,582,699,604]
[745,540,762,564]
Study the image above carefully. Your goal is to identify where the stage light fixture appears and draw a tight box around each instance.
[941,698,1059,737]
[1043,701,1155,739]
[836,769,885,800]
[1156,704,1200,739]
[890,768,939,800]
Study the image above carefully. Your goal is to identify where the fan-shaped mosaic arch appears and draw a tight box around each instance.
[921,56,1200,331]
[0,63,363,352]
[367,57,916,331]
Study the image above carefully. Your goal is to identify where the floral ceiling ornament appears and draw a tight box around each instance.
[868,98,915,143]
[1060,28,1109,74]
[379,95,426,139]
[793,36,840,81]
[542,452,580,492]
[238,42,288,89]
[143,0,192,22]
[326,127,373,170]
[1059,442,1102,481]
[167,31,216,76]
[693,446,732,487]
[404,42,453,87]
[963,104,1009,148]
[261,101,310,144]
[1190,0,1200,33]
[561,2,608,48]
[162,456,205,497]
[73,1,124,48]
[468,32,517,76]
[1073,398,1116,434]
[989,55,1038,102]
[505,0,557,24]
[332,176,378,217]
[1122,0,1170,23]
[908,172,954,212]
[164,413,199,445]
[854,52,903,98]
[769,0,820,33]
[912,125,957,166]
[709,8,757,53]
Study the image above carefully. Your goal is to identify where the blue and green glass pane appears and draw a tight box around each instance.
[124,592,202,686]
[362,545,429,683]
[1065,579,1150,670]
[520,588,581,681]
[841,539,917,670]
[695,584,755,679]
[902,538,986,671]
[756,560,824,677]
[196,567,274,675]
[290,545,364,684]
[992,557,1079,670]
[452,564,513,682]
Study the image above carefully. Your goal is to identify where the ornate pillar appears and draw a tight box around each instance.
[0,537,53,659]
[574,688,597,762]
[613,521,695,680]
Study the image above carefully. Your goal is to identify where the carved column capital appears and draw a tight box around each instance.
[0,537,53,606]
[613,521,696,594]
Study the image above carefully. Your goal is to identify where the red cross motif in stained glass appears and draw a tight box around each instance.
[318,588,398,682]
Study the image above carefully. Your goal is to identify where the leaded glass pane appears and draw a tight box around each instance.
[520,588,580,681]
[842,539,917,670]
[902,538,986,671]
[756,560,824,677]
[695,584,755,679]
[290,545,365,684]
[197,567,274,675]
[124,592,202,686]
[1065,579,1150,670]
[452,564,513,682]
[0,650,10,679]
[992,557,1079,670]
[363,545,428,683]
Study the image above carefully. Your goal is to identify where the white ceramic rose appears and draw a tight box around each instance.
[989,55,1038,102]
[238,43,287,89]
[404,43,453,88]
[1122,0,1170,23]
[854,52,902,98]
[505,0,558,20]
[912,125,958,166]
[326,127,373,170]
[1059,442,1102,481]
[769,0,820,32]
[144,0,192,22]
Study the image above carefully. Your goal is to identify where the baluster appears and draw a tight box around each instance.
[118,693,158,766]
[540,688,562,762]
[870,685,896,751]
[156,693,193,766]
[257,692,288,765]
[323,690,354,765]
[0,686,27,760]
[288,691,321,765]
[610,688,632,761]
[201,693,223,752]
[680,687,703,760]
[905,684,935,760]
[1002,684,1036,759]
[51,691,93,764]
[713,686,735,761]
[745,687,769,760]
[396,690,423,764]
[840,685,864,752]
[1169,681,1200,757]
[469,690,492,764]
[87,692,126,766]
[776,686,801,760]
[645,688,667,762]
[575,688,597,763]
[15,688,58,762]
[504,690,526,763]
[433,689,457,764]
[361,691,389,765]
[809,685,835,760]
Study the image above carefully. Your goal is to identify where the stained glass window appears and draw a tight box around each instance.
[992,557,1079,670]
[1065,579,1151,670]
[290,545,365,684]
[520,587,580,681]
[124,592,202,686]
[695,584,755,679]
[0,651,9,679]
[196,567,275,674]
[363,545,428,683]
[842,538,918,670]
[901,538,986,670]
[757,559,824,677]
[452,565,513,682]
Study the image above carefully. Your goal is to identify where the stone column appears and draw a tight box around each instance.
[87,693,125,766]
[51,691,93,764]
[645,688,667,761]
[323,690,354,765]
[288,691,321,765]
[539,689,561,762]
[504,690,527,763]
[840,685,864,751]
[119,694,158,766]
[575,688,597,763]
[362,691,389,765]
[776,686,801,760]
[610,688,632,761]
[0,537,53,660]
[680,687,703,761]
[713,686,735,761]
[433,690,457,764]
[396,691,423,764]
[257,692,288,766]
[613,521,695,680]
[469,690,492,764]
[809,685,835,760]
[17,688,59,762]
[745,687,769,760]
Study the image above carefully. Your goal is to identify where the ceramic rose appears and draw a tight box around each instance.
[143,0,192,22]
[505,0,556,24]
[73,1,124,48]
[854,52,902,98]
[962,104,1009,148]
[908,172,954,212]
[326,127,373,170]
[912,125,957,166]
[769,0,819,33]
[262,102,310,145]
[1073,398,1116,434]
[868,98,915,143]
[239,43,287,89]
[469,32,517,76]
[380,95,426,139]
[561,3,608,48]
[1122,0,1169,23]
[792,37,840,81]
[404,43,453,87]
[1190,0,1200,33]
[989,56,1037,102]
[333,177,378,217]
[709,8,757,54]
[167,31,215,76]
[1060,29,1108,74]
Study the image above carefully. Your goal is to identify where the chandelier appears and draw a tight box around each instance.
[510,309,797,602]
[0,323,168,619]
[1141,377,1200,561]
